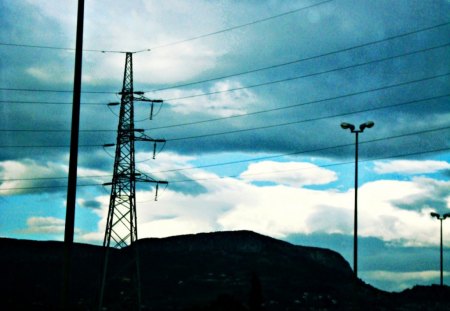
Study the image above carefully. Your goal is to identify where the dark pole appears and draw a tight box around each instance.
[430,212,449,286]
[63,0,84,307]
[354,131,359,278]
[341,121,374,278]
[440,218,443,286]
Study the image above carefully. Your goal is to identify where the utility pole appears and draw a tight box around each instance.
[99,52,167,310]
[63,0,84,308]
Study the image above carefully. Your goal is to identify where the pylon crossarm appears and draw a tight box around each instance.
[134,171,168,184]
[135,133,166,159]
[133,95,163,103]
[133,171,168,201]
[134,132,165,143]
[133,95,163,120]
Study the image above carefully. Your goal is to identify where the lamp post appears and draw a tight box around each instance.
[430,212,450,286]
[341,121,374,278]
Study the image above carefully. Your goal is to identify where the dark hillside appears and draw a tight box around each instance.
[0,231,448,310]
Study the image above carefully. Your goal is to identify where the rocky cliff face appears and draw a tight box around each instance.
[139,230,353,275]
[133,230,361,309]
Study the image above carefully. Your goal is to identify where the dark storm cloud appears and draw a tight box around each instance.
[80,199,102,209]
[1,0,449,193]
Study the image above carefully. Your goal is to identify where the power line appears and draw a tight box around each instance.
[163,44,450,102]
[0,100,106,105]
[147,21,450,93]
[0,1,333,53]
[168,147,450,184]
[154,125,450,174]
[0,42,126,53]
[165,91,450,142]
[156,90,448,135]
[153,86,449,132]
[1,145,449,191]
[1,22,448,95]
[0,183,101,192]
[2,126,449,183]
[149,0,334,50]
[1,61,448,134]
[0,174,111,182]
[1,93,447,135]
[0,87,116,94]
[0,143,106,148]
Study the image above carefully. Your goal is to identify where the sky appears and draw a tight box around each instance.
[0,0,449,292]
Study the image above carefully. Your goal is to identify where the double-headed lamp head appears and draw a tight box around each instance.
[431,212,440,219]
[430,212,450,220]
[341,121,374,132]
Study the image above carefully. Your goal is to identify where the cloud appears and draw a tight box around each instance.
[360,270,449,292]
[0,159,111,196]
[134,43,225,85]
[154,80,259,117]
[78,199,102,209]
[79,162,450,247]
[286,232,450,291]
[374,160,450,175]
[239,161,337,186]
[25,60,74,84]
[390,177,450,213]
[20,216,65,234]
[2,0,449,295]
[0,159,68,195]
[135,151,208,195]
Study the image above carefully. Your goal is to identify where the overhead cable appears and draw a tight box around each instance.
[0,0,333,53]
[147,21,450,93]
[1,145,449,191]
[1,125,448,181]
[1,22,449,95]
[162,44,450,102]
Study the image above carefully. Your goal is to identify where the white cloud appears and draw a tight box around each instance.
[77,0,232,86]
[239,161,337,186]
[135,43,224,84]
[361,270,449,291]
[78,158,450,247]
[77,231,104,245]
[374,160,450,175]
[358,178,450,246]
[0,159,67,195]
[24,0,77,27]
[21,217,66,234]
[156,80,258,117]
[0,159,111,196]
[364,270,447,282]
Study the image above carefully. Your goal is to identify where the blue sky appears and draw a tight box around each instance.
[1,0,450,292]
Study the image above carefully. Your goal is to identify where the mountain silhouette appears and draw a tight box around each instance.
[1,230,449,310]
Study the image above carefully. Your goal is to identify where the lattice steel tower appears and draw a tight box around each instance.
[104,52,167,249]
[100,51,167,310]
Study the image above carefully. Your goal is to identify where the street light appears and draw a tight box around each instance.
[430,212,450,286]
[340,121,375,278]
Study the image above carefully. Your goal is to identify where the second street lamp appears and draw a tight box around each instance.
[430,212,450,286]
[341,121,374,278]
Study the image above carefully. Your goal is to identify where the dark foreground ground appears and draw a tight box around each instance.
[0,230,449,310]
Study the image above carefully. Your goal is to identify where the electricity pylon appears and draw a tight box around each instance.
[99,51,167,310]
